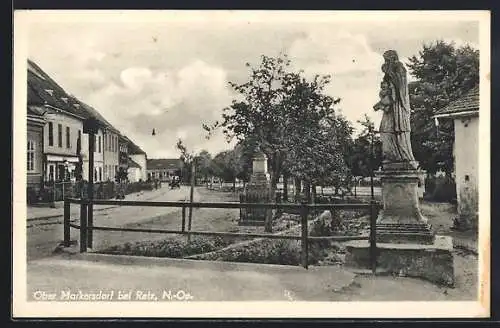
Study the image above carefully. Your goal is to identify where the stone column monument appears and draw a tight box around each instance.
[372,49,433,243]
[239,147,271,226]
[345,50,454,286]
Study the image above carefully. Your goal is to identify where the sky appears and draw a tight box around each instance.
[23,11,480,159]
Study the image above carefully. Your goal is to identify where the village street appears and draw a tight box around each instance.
[26,185,196,261]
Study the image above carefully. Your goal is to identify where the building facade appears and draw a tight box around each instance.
[42,108,84,182]
[80,127,105,183]
[118,135,129,172]
[26,107,45,200]
[126,137,148,182]
[434,85,479,230]
[103,129,121,181]
[127,157,142,182]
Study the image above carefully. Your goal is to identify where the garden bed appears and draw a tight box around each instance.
[99,201,371,267]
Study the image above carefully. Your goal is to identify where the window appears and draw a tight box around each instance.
[78,130,81,144]
[98,136,101,153]
[48,122,53,146]
[99,167,102,181]
[94,168,98,181]
[104,165,107,180]
[66,126,71,148]
[27,140,35,172]
[104,134,108,151]
[94,135,97,152]
[57,124,62,147]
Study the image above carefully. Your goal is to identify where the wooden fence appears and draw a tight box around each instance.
[63,198,381,272]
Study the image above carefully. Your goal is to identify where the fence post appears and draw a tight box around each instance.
[369,200,378,274]
[63,198,70,247]
[181,205,186,233]
[87,199,93,249]
[80,202,88,253]
[300,202,309,269]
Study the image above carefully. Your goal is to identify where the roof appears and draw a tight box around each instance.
[27,59,119,133]
[128,157,142,169]
[434,85,479,118]
[146,158,183,170]
[124,136,147,155]
[27,60,87,118]
[27,106,45,117]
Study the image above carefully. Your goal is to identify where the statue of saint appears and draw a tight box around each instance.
[374,50,417,170]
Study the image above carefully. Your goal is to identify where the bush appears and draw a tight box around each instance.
[101,236,235,258]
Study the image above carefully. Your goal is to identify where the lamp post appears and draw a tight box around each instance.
[369,125,375,201]
[83,117,100,249]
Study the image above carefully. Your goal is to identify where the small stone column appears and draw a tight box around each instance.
[239,148,271,226]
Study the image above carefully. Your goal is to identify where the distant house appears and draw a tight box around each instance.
[126,137,147,182]
[147,158,183,182]
[127,157,142,183]
[434,85,479,230]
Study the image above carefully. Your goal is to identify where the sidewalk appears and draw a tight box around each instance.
[26,252,356,302]
[27,186,172,221]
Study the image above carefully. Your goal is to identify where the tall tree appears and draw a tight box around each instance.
[194,149,213,184]
[211,149,243,190]
[406,40,479,175]
[204,53,345,203]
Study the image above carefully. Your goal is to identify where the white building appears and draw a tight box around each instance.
[434,85,479,230]
[127,157,143,182]
[42,107,83,181]
[126,137,148,182]
[28,59,144,187]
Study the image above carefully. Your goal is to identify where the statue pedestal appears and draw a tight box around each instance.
[376,168,434,245]
[239,172,270,226]
[344,236,454,286]
[346,165,454,286]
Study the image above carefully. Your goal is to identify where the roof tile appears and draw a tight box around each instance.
[434,85,479,116]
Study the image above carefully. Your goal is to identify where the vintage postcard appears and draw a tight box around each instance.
[13,10,490,318]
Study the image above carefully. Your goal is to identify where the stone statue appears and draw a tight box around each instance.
[374,50,417,170]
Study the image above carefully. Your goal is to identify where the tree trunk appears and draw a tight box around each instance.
[283,174,288,202]
[264,171,279,233]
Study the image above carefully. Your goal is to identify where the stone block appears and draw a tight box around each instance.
[344,235,454,286]
[376,169,434,244]
[240,171,271,225]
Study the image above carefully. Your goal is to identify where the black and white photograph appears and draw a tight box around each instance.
[13,10,490,318]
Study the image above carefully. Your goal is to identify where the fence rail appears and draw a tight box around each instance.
[63,197,381,272]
